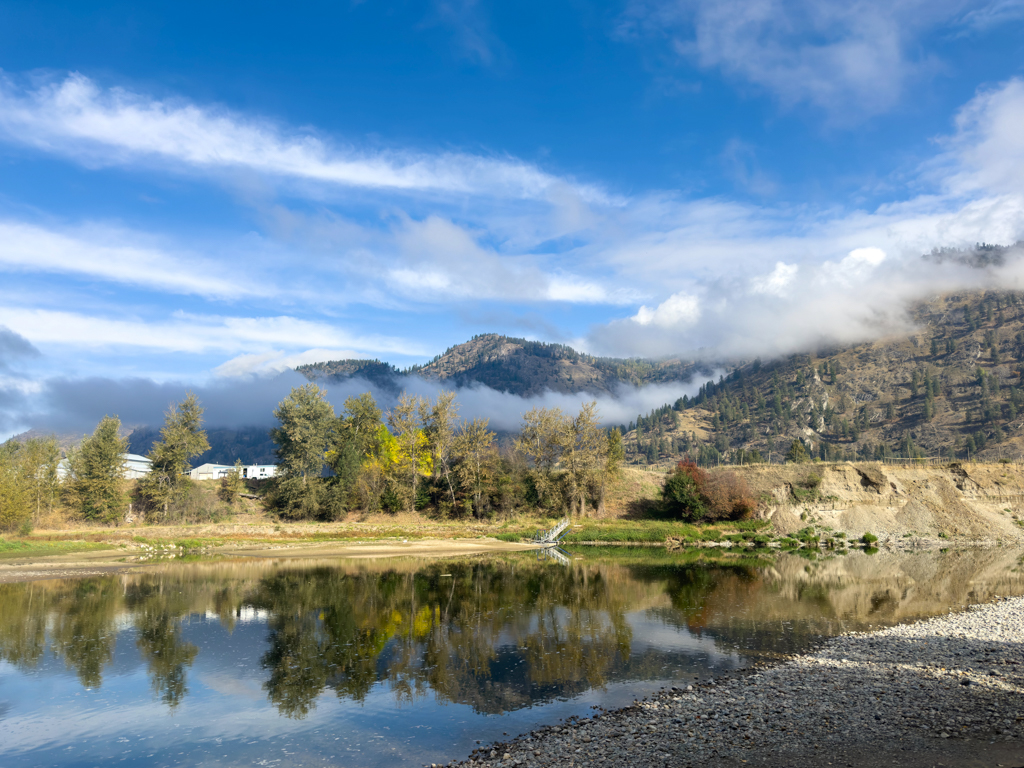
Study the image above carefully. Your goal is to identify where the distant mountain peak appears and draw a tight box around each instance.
[296,333,705,396]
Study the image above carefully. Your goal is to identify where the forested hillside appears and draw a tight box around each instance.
[620,290,1024,465]
[297,334,704,396]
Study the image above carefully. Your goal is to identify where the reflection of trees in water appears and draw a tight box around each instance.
[250,562,638,717]
[3,549,1022,715]
[48,579,120,688]
[125,582,199,707]
[627,561,859,657]
[0,582,50,670]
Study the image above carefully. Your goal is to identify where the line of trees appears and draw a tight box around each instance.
[265,384,625,521]
[0,385,626,531]
[0,393,214,532]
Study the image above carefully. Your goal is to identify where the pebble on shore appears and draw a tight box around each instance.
[447,596,1024,768]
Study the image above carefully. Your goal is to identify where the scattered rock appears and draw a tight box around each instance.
[455,596,1024,767]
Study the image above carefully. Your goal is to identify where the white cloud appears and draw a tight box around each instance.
[429,0,506,66]
[213,348,368,377]
[1,69,1024,372]
[939,77,1024,197]
[0,219,259,299]
[818,246,887,283]
[617,0,981,116]
[0,73,608,203]
[0,307,424,358]
[633,292,701,327]
[545,277,616,303]
[384,215,629,304]
[958,0,1024,30]
[751,261,798,295]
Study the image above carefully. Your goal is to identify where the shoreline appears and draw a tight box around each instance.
[0,538,539,583]
[454,595,1024,768]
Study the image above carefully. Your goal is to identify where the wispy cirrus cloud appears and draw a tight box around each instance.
[936,77,1024,197]
[0,219,261,299]
[3,70,1024,374]
[428,0,507,67]
[0,73,609,204]
[615,0,1015,118]
[0,307,426,359]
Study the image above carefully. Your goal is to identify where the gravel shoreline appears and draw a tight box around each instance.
[449,596,1024,768]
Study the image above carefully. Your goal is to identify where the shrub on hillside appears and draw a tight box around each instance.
[661,461,756,522]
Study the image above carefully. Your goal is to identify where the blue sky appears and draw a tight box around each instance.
[2,0,1024,432]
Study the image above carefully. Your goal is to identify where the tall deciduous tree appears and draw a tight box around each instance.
[424,390,459,507]
[327,392,384,498]
[515,407,566,509]
[386,393,432,511]
[272,384,335,484]
[452,418,495,519]
[0,436,61,531]
[68,415,129,523]
[23,436,61,520]
[560,402,606,517]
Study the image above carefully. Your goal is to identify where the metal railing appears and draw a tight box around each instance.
[532,516,570,545]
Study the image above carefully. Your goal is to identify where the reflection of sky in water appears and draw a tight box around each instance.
[2,549,1023,768]
[0,616,692,768]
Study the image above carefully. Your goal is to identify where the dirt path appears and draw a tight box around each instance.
[0,538,540,583]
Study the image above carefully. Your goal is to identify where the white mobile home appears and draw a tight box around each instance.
[242,464,277,479]
[187,463,278,481]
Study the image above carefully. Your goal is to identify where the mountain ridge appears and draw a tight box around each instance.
[296,333,709,396]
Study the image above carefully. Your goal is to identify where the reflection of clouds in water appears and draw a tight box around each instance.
[197,671,266,701]
[627,613,740,664]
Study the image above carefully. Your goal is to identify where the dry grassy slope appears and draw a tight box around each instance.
[726,461,1024,542]
[624,290,1024,464]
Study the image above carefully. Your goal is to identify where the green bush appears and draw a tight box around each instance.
[265,476,347,521]
[661,463,707,522]
[861,532,878,544]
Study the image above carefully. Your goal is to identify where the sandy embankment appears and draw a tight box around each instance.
[0,538,539,584]
[737,460,1024,544]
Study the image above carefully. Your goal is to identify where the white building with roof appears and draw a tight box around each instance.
[123,454,153,479]
[57,453,153,480]
[188,463,278,481]
[188,463,235,481]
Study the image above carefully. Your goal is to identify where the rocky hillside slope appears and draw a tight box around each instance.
[623,290,1024,464]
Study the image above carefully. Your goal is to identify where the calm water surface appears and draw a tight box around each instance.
[1,546,1023,767]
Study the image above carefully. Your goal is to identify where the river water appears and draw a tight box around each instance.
[1,546,1023,767]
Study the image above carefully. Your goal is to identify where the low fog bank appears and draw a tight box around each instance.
[9,370,706,442]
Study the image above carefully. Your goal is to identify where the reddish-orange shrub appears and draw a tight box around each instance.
[662,460,755,522]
